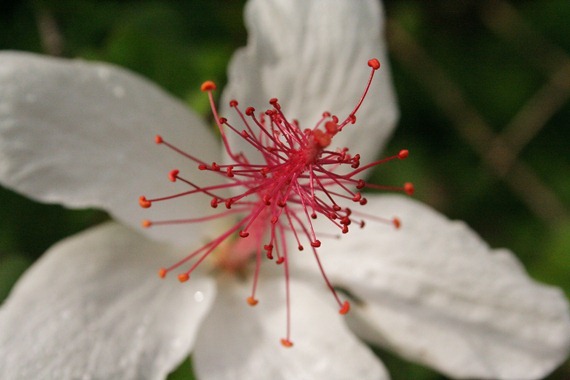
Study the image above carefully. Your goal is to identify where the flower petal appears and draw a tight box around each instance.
[0,52,221,246]
[0,222,216,380]
[295,195,570,379]
[221,0,398,162]
[193,277,388,380]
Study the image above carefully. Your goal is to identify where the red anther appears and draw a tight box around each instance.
[241,130,249,138]
[398,149,409,159]
[200,81,216,92]
[154,135,163,144]
[158,268,167,278]
[226,166,234,177]
[348,114,356,124]
[266,252,274,260]
[356,179,366,189]
[331,115,339,123]
[311,240,321,248]
[339,301,351,315]
[168,169,179,182]
[239,230,250,238]
[269,97,278,105]
[281,339,294,348]
[333,205,341,211]
[367,58,381,70]
[352,192,362,202]
[141,219,152,228]
[198,164,207,170]
[322,111,331,117]
[311,213,317,219]
[211,162,220,171]
[313,129,332,148]
[360,220,366,228]
[404,182,415,195]
[298,245,304,251]
[245,107,255,116]
[247,297,258,306]
[209,198,219,208]
[264,244,273,252]
[340,216,351,226]
[277,200,286,208]
[139,196,152,208]
[219,117,227,124]
[276,257,285,265]
[342,225,349,234]
[178,273,190,282]
[263,194,272,205]
[229,99,238,107]
[324,121,339,135]
[359,198,368,205]
[271,216,278,224]
[393,217,401,229]
[225,199,233,209]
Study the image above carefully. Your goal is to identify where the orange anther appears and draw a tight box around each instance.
[393,217,401,229]
[139,195,152,208]
[154,135,163,144]
[324,121,339,135]
[200,81,216,92]
[368,58,381,70]
[404,182,415,195]
[141,219,152,228]
[339,301,351,315]
[280,339,294,348]
[158,268,167,278]
[178,273,190,282]
[168,169,179,182]
[398,149,409,159]
[246,297,258,306]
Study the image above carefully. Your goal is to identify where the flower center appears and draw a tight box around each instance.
[139,58,413,347]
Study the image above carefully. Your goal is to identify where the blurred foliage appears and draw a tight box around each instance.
[0,0,569,379]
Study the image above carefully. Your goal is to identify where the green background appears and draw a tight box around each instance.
[1,0,569,379]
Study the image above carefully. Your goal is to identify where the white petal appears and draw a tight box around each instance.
[0,52,221,246]
[221,0,398,163]
[0,223,216,380]
[295,195,570,379]
[194,278,388,380]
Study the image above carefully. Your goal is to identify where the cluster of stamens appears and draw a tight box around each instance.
[139,58,413,347]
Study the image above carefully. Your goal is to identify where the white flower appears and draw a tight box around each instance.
[1,0,569,379]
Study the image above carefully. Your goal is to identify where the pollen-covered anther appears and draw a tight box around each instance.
[178,273,190,283]
[393,217,401,229]
[247,297,259,306]
[168,169,179,182]
[368,58,381,70]
[398,149,409,159]
[281,339,294,348]
[141,219,152,228]
[200,80,216,92]
[158,268,167,278]
[339,301,351,315]
[312,129,332,148]
[324,121,339,135]
[404,182,415,195]
[139,195,152,208]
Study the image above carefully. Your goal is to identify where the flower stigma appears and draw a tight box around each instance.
[139,58,414,347]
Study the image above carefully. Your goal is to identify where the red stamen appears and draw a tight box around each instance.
[139,58,412,347]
